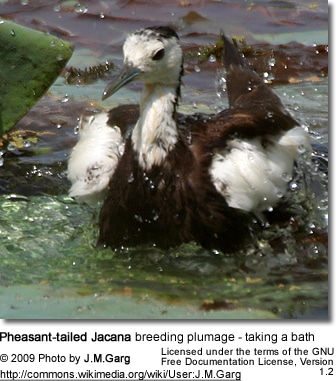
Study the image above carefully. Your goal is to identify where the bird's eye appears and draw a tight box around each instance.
[152,48,165,61]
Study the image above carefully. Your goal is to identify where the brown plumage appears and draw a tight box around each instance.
[98,135,252,251]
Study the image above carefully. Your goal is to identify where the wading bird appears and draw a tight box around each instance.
[68,26,310,252]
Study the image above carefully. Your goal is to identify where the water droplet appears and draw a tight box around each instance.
[276,191,283,198]
[21,0,29,5]
[10,29,15,36]
[134,214,143,222]
[118,143,125,156]
[7,143,16,152]
[219,76,226,85]
[56,55,64,61]
[268,57,276,67]
[54,4,61,12]
[23,140,31,148]
[73,124,80,135]
[61,94,69,103]
[127,173,134,183]
[209,54,216,63]
[297,144,307,154]
[263,71,274,83]
[194,65,201,73]
[289,181,298,191]
[282,172,292,182]
[267,206,273,212]
[99,12,105,19]
[74,3,88,13]
[50,40,56,47]
[312,245,319,255]
[216,74,227,98]
[248,152,255,162]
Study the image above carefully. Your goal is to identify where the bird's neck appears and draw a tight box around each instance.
[131,84,179,170]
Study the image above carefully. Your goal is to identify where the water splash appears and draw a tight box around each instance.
[61,94,69,103]
[268,57,276,67]
[22,140,31,148]
[74,3,88,14]
[208,54,216,63]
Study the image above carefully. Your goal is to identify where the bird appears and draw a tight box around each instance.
[67,26,310,252]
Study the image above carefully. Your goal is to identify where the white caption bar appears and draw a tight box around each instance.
[0,323,334,380]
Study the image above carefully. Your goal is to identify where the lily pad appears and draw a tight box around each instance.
[0,19,73,135]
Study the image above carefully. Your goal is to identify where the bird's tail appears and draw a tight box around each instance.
[221,33,297,132]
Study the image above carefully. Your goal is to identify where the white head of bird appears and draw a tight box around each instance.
[103,27,183,98]
[102,27,183,170]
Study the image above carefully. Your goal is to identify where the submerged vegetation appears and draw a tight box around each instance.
[64,61,114,85]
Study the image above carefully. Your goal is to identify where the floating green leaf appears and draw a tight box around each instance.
[0,19,73,135]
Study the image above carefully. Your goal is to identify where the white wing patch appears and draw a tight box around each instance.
[210,126,311,212]
[67,113,124,204]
